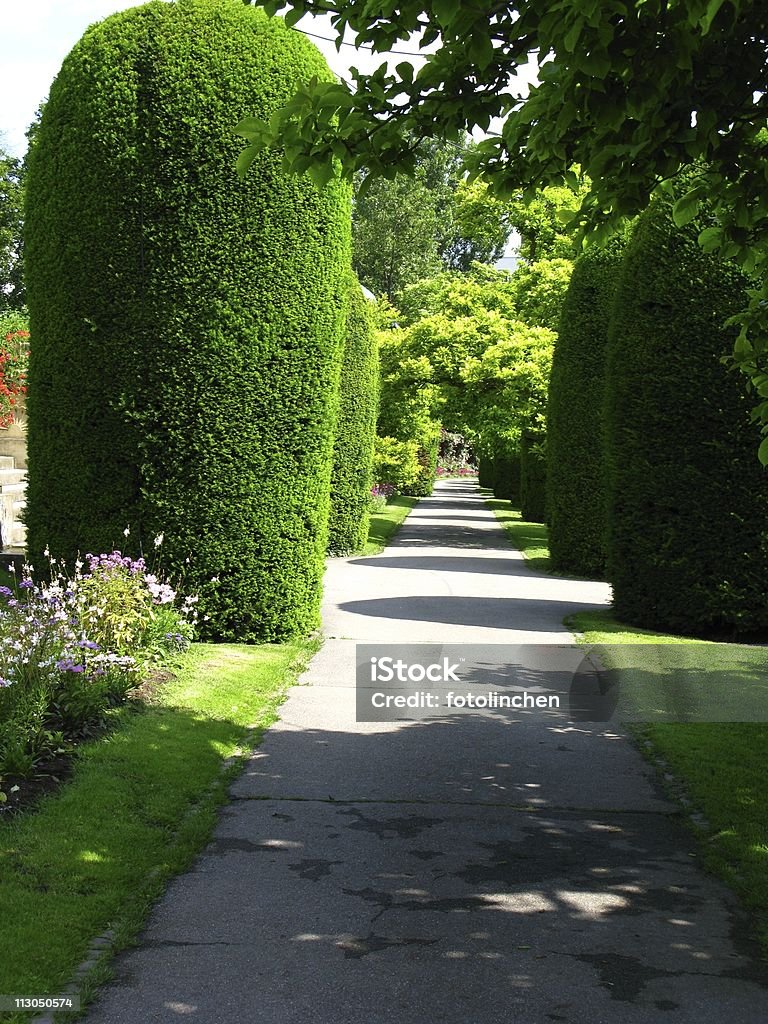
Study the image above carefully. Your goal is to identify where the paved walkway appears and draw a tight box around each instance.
[86,481,768,1023]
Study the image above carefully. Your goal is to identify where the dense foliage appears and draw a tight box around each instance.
[605,189,768,636]
[241,0,768,456]
[547,236,626,575]
[25,0,351,642]
[328,278,378,554]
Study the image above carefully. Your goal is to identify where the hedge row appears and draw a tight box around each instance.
[604,188,768,637]
[25,0,352,641]
[328,277,378,555]
[546,236,626,576]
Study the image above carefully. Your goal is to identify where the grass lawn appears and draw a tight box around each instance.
[487,503,768,955]
[482,494,551,570]
[570,609,768,955]
[362,495,419,555]
[0,639,316,1021]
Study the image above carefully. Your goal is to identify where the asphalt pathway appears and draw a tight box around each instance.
[85,480,768,1023]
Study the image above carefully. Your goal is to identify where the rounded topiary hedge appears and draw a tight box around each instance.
[547,236,626,576]
[25,0,351,641]
[604,187,768,637]
[328,277,378,555]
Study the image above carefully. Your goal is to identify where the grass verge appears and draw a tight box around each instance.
[0,639,316,1020]
[362,495,419,555]
[482,494,551,571]
[570,609,768,955]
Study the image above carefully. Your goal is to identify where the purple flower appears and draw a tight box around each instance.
[0,586,12,597]
[19,579,34,589]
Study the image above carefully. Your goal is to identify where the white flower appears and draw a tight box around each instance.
[123,526,130,538]
[154,533,164,548]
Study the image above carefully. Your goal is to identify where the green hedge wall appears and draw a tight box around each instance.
[547,236,626,577]
[520,433,547,523]
[25,0,351,641]
[604,188,768,637]
[328,277,378,554]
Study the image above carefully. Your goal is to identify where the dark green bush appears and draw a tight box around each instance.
[24,0,351,641]
[547,236,626,577]
[492,452,520,504]
[520,433,547,523]
[328,277,378,554]
[478,458,495,489]
[604,187,768,637]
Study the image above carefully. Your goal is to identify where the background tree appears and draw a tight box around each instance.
[352,136,513,299]
[352,171,440,300]
[0,143,25,310]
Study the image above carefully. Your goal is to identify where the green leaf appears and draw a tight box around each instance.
[564,19,582,53]
[284,8,303,28]
[307,161,335,187]
[396,62,414,86]
[697,225,722,252]
[672,190,701,227]
[432,0,460,29]
[700,0,726,33]
[233,116,266,141]
[758,435,768,466]
[235,145,259,178]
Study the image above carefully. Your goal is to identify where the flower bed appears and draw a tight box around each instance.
[0,327,29,428]
[369,482,396,512]
[0,546,196,798]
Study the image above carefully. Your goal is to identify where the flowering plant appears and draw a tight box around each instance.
[0,329,29,427]
[0,546,197,779]
[369,482,396,512]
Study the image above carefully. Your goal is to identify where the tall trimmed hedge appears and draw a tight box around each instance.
[520,433,547,523]
[547,236,626,576]
[328,277,378,554]
[604,188,768,637]
[25,0,351,641]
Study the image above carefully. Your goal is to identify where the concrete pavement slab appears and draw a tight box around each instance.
[84,481,768,1023]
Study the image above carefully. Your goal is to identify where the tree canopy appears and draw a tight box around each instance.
[239,0,768,456]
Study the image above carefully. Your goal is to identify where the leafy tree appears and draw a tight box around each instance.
[508,257,573,332]
[352,137,512,298]
[0,144,24,310]
[241,0,768,453]
[397,263,517,325]
[504,183,586,263]
[353,171,440,300]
